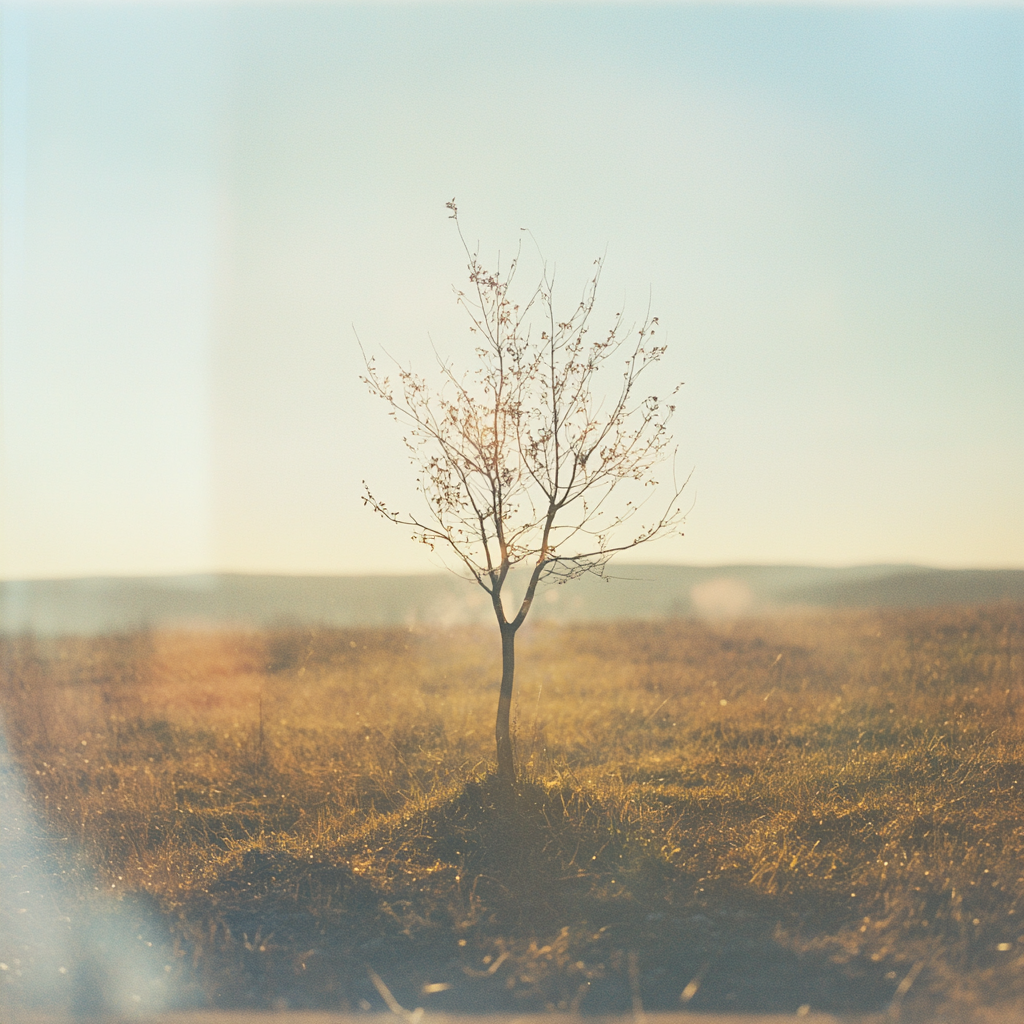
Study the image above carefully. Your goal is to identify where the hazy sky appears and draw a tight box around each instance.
[1,3,1021,579]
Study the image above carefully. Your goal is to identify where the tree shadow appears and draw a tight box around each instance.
[166,775,905,1015]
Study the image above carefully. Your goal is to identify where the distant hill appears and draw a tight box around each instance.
[2,565,1021,636]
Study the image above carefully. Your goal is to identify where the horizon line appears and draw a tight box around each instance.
[4,562,1024,585]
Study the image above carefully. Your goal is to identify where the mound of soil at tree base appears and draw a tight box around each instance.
[140,776,909,1016]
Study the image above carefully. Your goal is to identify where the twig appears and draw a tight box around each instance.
[628,950,645,1024]
[367,967,424,1022]
[887,959,925,1022]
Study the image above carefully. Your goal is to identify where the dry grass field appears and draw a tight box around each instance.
[1,603,1023,1020]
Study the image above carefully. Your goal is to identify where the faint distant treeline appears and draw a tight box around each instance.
[1,566,1022,637]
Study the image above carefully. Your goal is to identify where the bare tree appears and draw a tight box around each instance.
[361,201,688,785]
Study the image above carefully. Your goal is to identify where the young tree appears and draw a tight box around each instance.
[362,201,688,785]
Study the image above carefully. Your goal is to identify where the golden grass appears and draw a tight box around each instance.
[1,604,1022,1017]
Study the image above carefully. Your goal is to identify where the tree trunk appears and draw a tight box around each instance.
[495,622,517,784]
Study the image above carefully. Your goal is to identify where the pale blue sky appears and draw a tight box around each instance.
[1,3,1022,579]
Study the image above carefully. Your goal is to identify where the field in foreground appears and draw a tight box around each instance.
[1,604,1023,1020]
